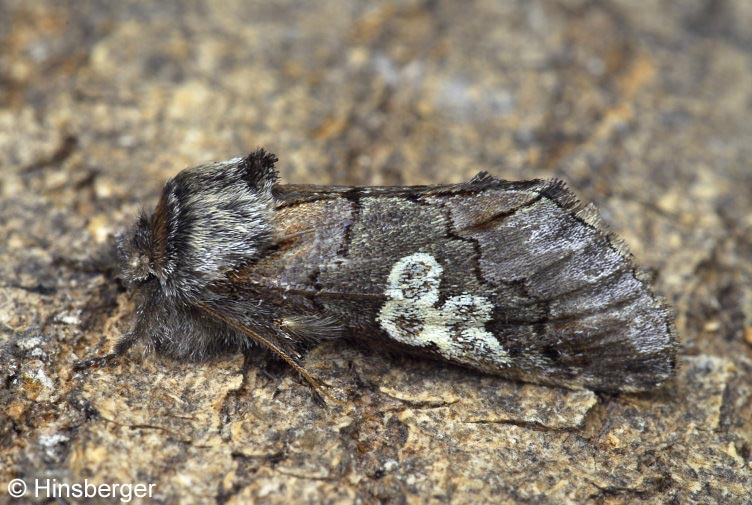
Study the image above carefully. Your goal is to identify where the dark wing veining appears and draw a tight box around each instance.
[238,175,676,392]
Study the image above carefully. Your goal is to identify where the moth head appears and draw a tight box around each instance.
[118,149,279,300]
[117,212,156,287]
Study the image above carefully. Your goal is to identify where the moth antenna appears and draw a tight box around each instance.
[196,303,345,407]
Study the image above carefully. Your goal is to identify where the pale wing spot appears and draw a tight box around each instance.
[443,294,494,325]
[417,322,452,351]
[377,253,511,369]
[384,252,443,306]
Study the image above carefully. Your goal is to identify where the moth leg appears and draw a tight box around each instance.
[197,303,345,408]
[73,332,140,371]
[241,349,284,382]
[241,348,329,408]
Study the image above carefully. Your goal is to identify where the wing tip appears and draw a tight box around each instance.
[537,178,638,261]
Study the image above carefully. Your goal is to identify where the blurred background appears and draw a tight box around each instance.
[1,1,751,503]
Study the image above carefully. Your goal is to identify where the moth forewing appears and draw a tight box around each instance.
[79,150,677,400]
[261,175,677,393]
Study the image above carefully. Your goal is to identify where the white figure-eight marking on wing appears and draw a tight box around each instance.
[378,252,511,367]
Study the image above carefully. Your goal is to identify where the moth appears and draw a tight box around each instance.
[77,149,677,402]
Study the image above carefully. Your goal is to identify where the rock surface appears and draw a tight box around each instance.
[1,1,751,503]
